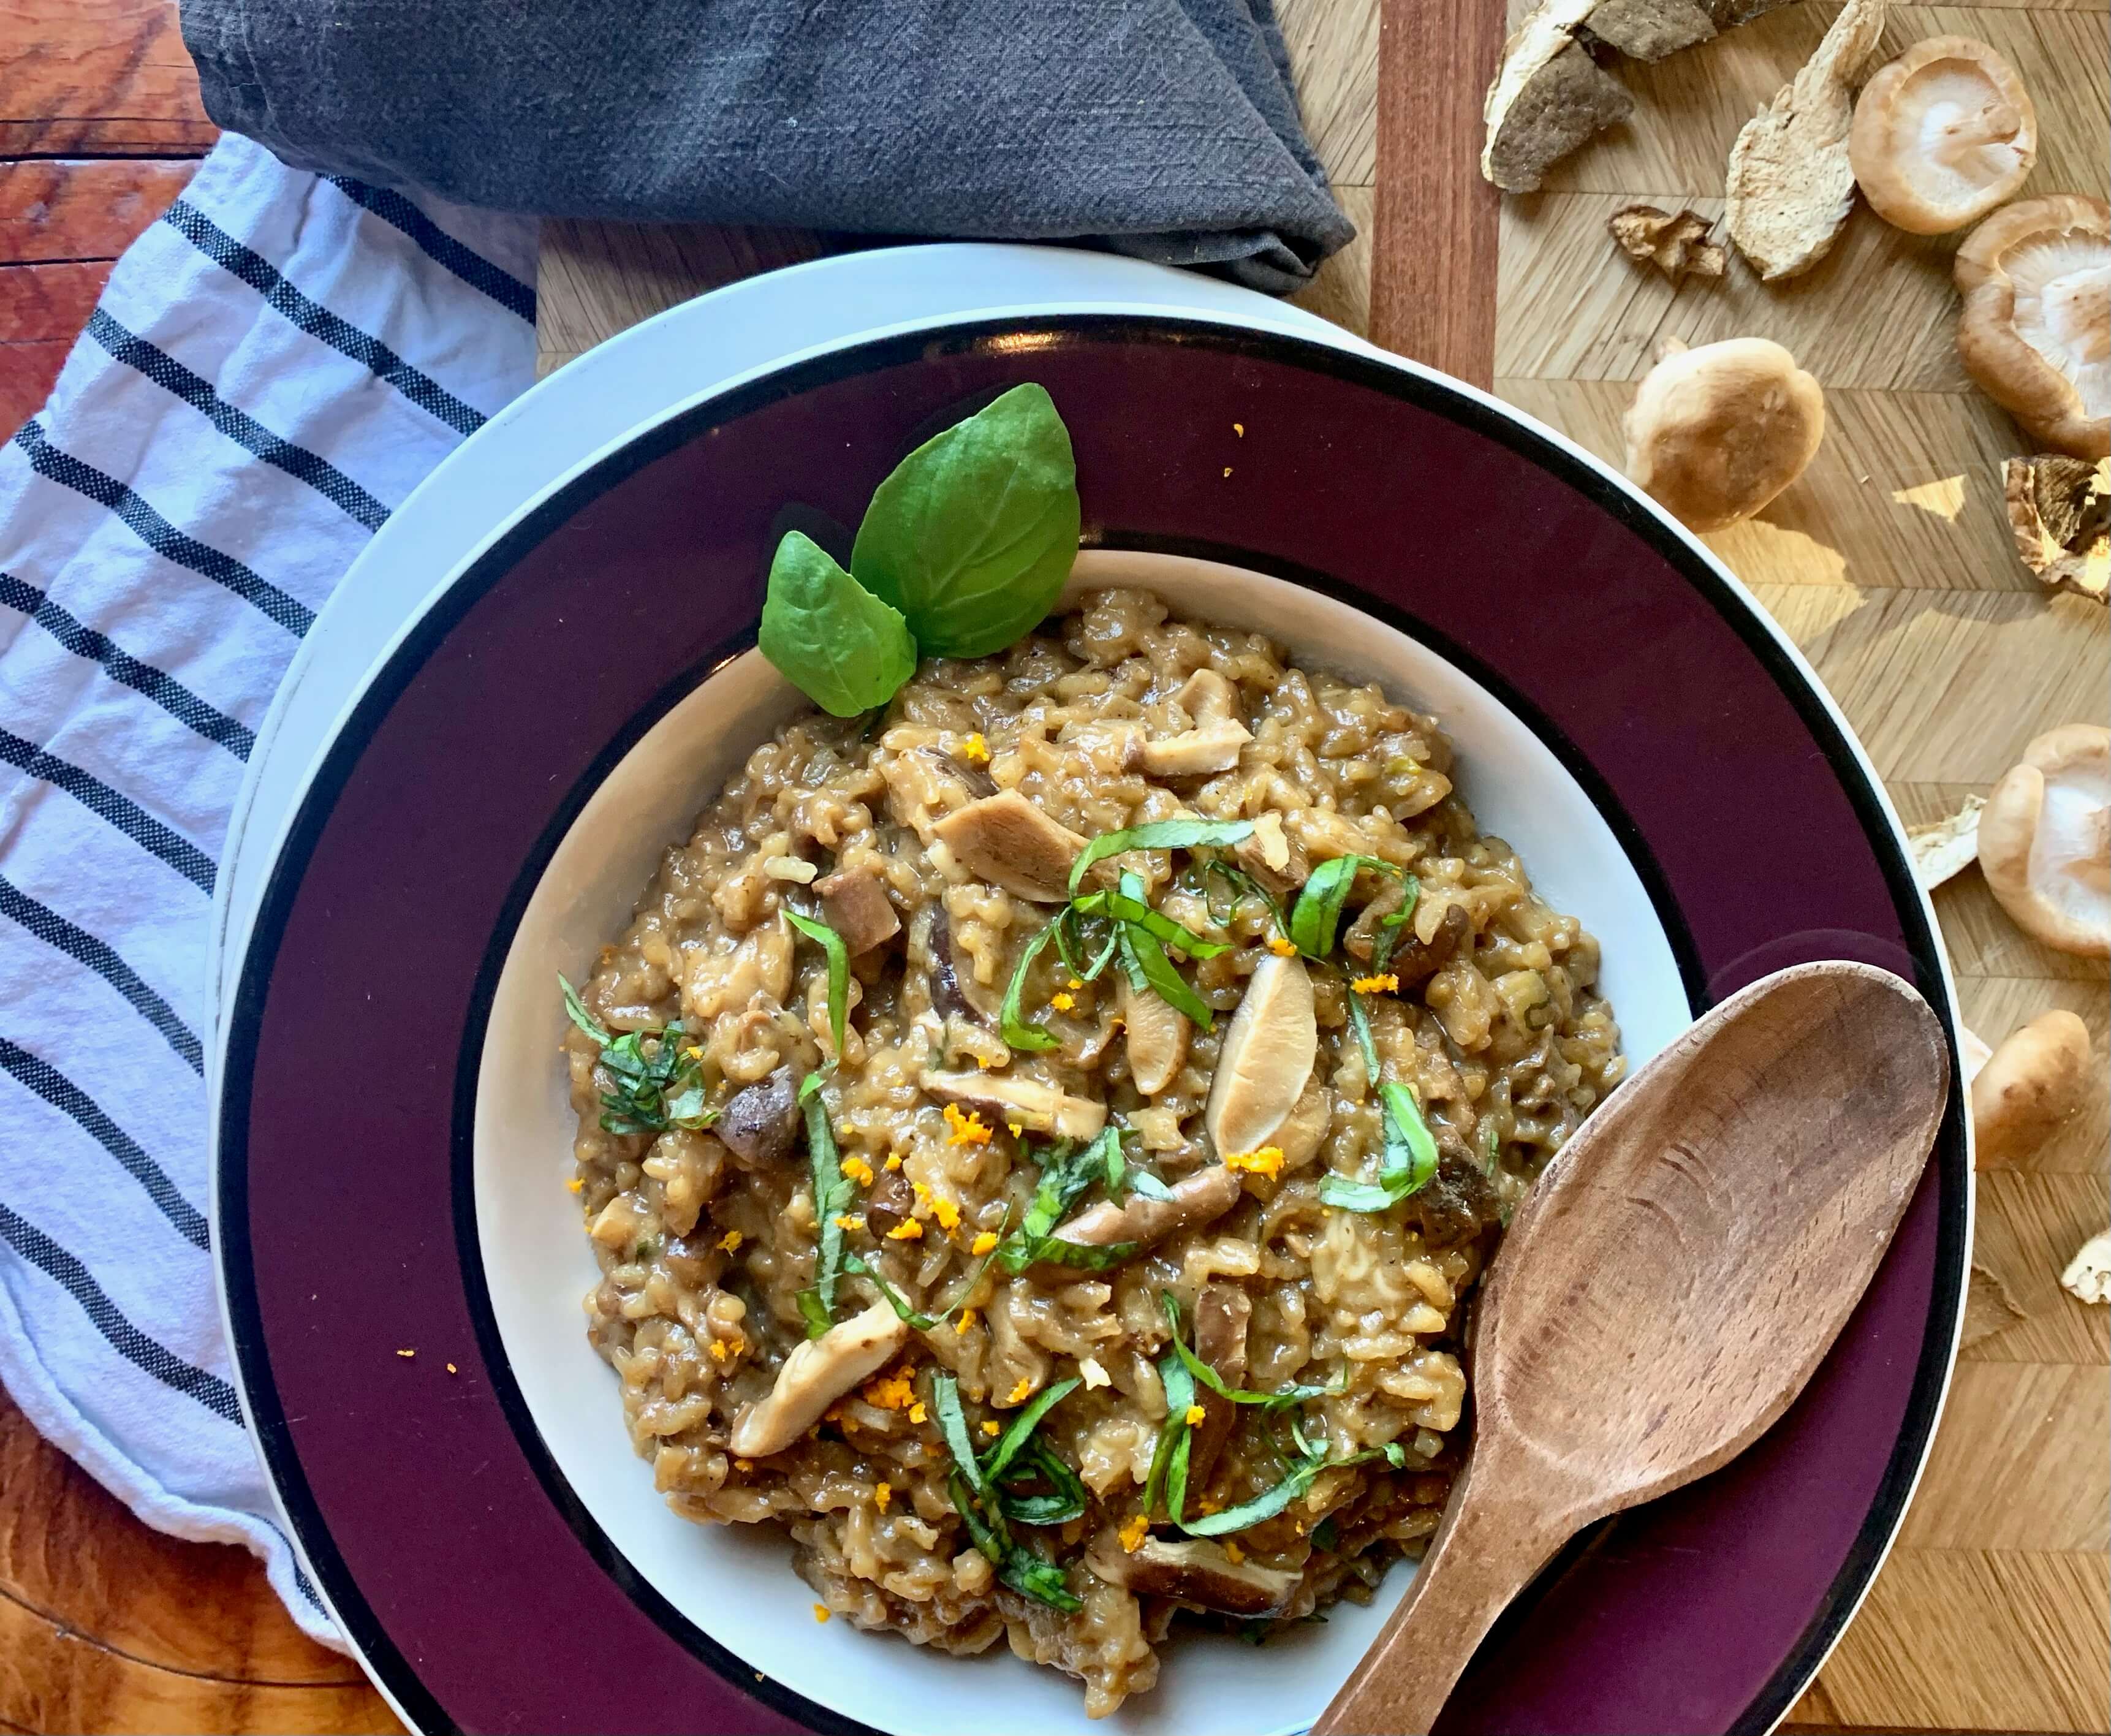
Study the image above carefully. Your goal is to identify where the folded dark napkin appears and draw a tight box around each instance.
[180,0,1355,294]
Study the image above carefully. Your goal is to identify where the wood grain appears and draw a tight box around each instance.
[0,0,215,157]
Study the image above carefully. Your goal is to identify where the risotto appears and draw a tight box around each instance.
[559,587,1623,1716]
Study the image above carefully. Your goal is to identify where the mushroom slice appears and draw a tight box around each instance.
[1849,37,2036,236]
[931,790,1087,902]
[1971,1009,2093,1169]
[1723,0,1888,281]
[727,1302,909,1458]
[1185,1282,1252,1490]
[1086,1534,1299,1618]
[1907,795,1985,890]
[2063,1230,2111,1305]
[816,865,901,955]
[1121,977,1191,1096]
[717,1065,803,1166]
[1139,717,1253,778]
[1026,1166,1243,1281]
[1607,203,1726,281]
[1623,336,1826,531]
[1956,197,2110,461]
[1272,1079,1333,1170]
[1978,724,2110,958]
[1481,0,1634,195]
[1172,667,1239,724]
[2003,455,2109,604]
[1205,954,1319,1157]
[919,1068,1107,1141]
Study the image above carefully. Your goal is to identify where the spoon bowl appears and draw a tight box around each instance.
[1316,960,1950,1735]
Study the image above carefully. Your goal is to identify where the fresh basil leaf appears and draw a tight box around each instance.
[1125,920,1215,1030]
[850,383,1080,659]
[996,1139,1099,1273]
[982,1377,1080,1484]
[1071,889,1232,960]
[1161,1293,1331,1408]
[795,1288,834,1338]
[1316,1174,1408,1213]
[933,1373,984,1495]
[1069,817,1257,896]
[1346,989,1379,1083]
[999,1545,1083,1612]
[996,1442,1090,1525]
[782,908,850,1059]
[759,530,918,718]
[1025,1236,1142,1273]
[1484,1118,1503,1174]
[998,920,1063,1053]
[1371,874,1420,974]
[949,1468,1010,1563]
[1164,1417,1194,1526]
[1125,1168,1175,1201]
[558,973,612,1046]
[1177,1458,1325,1537]
[1144,1347,1197,1520]
[1379,1080,1440,1186]
[805,1085,851,1329]
[663,1080,716,1130]
[846,1202,1010,1331]
[1289,855,1412,959]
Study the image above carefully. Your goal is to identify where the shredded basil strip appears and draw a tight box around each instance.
[1125,919,1215,1029]
[1161,1294,1330,1408]
[1025,1236,1142,1272]
[1371,874,1420,973]
[1484,1118,1503,1173]
[1346,989,1379,1082]
[996,1137,1099,1273]
[1000,1547,1083,1612]
[1197,857,1287,937]
[949,1468,1009,1559]
[1177,1441,1408,1539]
[1144,1347,1198,1521]
[997,920,1064,1053]
[932,1372,984,1494]
[1068,817,1257,896]
[1317,1082,1440,1215]
[996,1442,1090,1525]
[983,1377,1080,1484]
[783,909,850,1059]
[1069,889,1231,960]
[558,973,611,1045]
[1125,1167,1174,1202]
[795,1291,833,1337]
[844,1207,1009,1331]
[803,1081,852,1331]
[1288,854,1414,959]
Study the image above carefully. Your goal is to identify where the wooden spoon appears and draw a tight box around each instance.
[1314,960,1950,1735]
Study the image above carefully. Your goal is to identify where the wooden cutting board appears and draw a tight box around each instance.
[0,1,2102,1732]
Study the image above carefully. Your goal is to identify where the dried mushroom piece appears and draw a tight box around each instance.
[2063,1230,2111,1305]
[1849,37,2036,236]
[1576,0,1716,61]
[1961,1260,2026,1349]
[727,1302,909,1458]
[1977,724,2110,958]
[1623,336,1825,531]
[931,790,1087,901]
[1482,0,1634,194]
[1907,794,1985,889]
[1608,204,1726,281]
[1724,0,1889,281]
[1970,1009,2093,1168]
[1957,197,2110,461]
[2003,455,2109,603]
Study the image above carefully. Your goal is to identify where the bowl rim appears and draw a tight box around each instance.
[213,307,1970,1736]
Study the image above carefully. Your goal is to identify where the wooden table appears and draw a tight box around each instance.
[1,0,2104,1732]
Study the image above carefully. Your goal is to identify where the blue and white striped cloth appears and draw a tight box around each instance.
[0,134,535,1646]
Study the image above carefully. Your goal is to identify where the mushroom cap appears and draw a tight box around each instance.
[1623,337,1827,531]
[1849,37,2037,235]
[1977,722,2111,957]
[1969,1009,2093,1169]
[1956,195,2110,460]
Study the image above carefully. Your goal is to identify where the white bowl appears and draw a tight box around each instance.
[471,548,1689,1736]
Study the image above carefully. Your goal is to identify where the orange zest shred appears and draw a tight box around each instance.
[943,1102,993,1146]
[1225,1541,1246,1565]
[833,1214,867,1233]
[395,1348,415,1359]
[1266,934,1298,957]
[863,1369,914,1410]
[716,1229,743,1253]
[1049,991,1075,1012]
[955,1308,977,1335]
[840,1155,875,1187]
[1184,1404,1207,1426]
[883,1153,903,1171]
[566,1176,584,1194]
[980,1419,1002,1438]
[960,733,990,764]
[813,1604,830,1623]
[874,1482,893,1513]
[1118,1514,1150,1553]
[931,1196,961,1232]
[970,1230,1000,1256]
[908,1400,928,1425]
[886,1219,924,1241]
[1350,972,1399,994]
[735,1458,754,1472]
[1006,1378,1034,1405]
[1006,1121,1024,1139]
[1224,1146,1284,1179]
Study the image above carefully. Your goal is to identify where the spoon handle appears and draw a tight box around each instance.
[1312,1458,1574,1735]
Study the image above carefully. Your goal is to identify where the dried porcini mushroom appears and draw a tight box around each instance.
[1724,0,1889,281]
[1956,196,2110,460]
[1482,0,1634,194]
[1576,0,1716,61]
[1908,794,1985,889]
[2004,455,2109,602]
[1624,336,1825,531]
[1977,723,2110,958]
[1608,204,1726,281]
[2063,1230,2111,1305]
[1970,1009,2093,1168]
[1849,37,2036,235]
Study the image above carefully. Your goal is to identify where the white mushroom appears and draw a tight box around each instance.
[1204,953,1318,1156]
[2062,1230,2111,1305]
[1956,197,2110,460]
[1271,1079,1335,1169]
[1908,794,1985,889]
[1849,37,2036,235]
[1624,337,1826,531]
[1481,0,1634,194]
[1139,718,1251,778]
[1970,1009,2093,1168]
[919,1068,1108,1141]
[1029,1166,1244,1280]
[931,790,1087,902]
[727,1302,908,1458]
[1977,724,2110,957]
[1086,1533,1301,1617]
[2002,455,2109,604]
[1724,0,1889,280]
[1120,977,1190,1096]
[815,865,900,954]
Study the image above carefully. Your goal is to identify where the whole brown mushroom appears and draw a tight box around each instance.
[1977,723,2110,958]
[1956,195,2110,460]
[1971,1009,2093,1168]
[1624,337,1826,531]
[1849,37,2036,235]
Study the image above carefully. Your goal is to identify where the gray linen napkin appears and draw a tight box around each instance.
[180,0,1355,293]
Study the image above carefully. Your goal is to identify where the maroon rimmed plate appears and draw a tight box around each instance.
[216,313,1968,1736]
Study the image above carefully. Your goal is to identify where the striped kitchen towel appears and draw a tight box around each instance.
[0,133,535,1647]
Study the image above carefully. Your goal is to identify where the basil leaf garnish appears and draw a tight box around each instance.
[983,1377,1080,1484]
[802,1078,853,1332]
[1068,817,1256,896]
[1144,1346,1197,1522]
[1317,1081,1439,1215]
[996,1137,1099,1273]
[998,920,1064,1053]
[999,1545,1083,1612]
[1175,1441,1406,1539]
[846,1203,1010,1332]
[1346,988,1379,1082]
[559,972,612,1045]
[1022,1236,1142,1272]
[1068,889,1231,959]
[1287,854,1412,958]
[996,1440,1090,1526]
[559,977,715,1137]
[758,530,917,718]
[851,383,1080,659]
[933,1372,985,1495]
[783,908,850,1059]
[1161,1293,1331,1408]
[1124,919,1215,1029]
[1372,874,1420,972]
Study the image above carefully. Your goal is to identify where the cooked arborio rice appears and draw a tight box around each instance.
[562,588,1623,1716]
